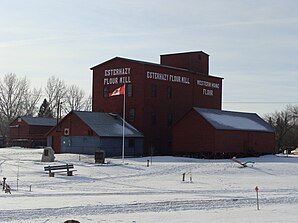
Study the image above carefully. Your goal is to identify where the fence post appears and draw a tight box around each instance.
[2,177,6,191]
[255,186,260,210]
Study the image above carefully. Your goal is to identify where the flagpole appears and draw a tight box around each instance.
[122,84,126,163]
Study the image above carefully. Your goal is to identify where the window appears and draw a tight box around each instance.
[126,84,133,97]
[103,86,109,98]
[151,112,157,125]
[64,128,70,135]
[128,108,135,122]
[128,139,135,148]
[167,86,172,99]
[151,84,157,97]
[167,113,173,126]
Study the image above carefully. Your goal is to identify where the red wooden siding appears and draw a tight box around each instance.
[91,53,222,155]
[172,109,275,158]
[9,119,53,148]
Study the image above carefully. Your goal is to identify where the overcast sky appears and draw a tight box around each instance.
[1,0,297,116]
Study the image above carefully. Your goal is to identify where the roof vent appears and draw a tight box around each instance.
[108,113,119,119]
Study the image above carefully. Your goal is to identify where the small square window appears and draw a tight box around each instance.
[103,86,109,98]
[129,108,135,122]
[151,84,157,97]
[126,84,133,97]
[167,86,172,99]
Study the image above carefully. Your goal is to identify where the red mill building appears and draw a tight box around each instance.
[91,51,223,155]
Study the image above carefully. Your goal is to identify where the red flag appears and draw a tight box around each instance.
[109,85,125,97]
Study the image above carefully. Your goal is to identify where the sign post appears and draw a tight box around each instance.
[255,186,260,210]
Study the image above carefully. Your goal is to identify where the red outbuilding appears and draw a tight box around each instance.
[46,111,143,156]
[91,51,223,155]
[172,108,275,158]
[9,116,56,148]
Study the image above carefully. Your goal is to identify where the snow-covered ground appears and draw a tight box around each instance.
[1,147,298,223]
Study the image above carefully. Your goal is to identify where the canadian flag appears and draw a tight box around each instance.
[109,85,125,97]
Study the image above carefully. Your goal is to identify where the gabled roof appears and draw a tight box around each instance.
[90,56,190,72]
[193,108,274,133]
[73,111,143,137]
[20,116,56,126]
[90,56,223,79]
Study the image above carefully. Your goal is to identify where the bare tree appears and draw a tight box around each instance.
[0,113,8,142]
[264,105,298,152]
[23,87,42,116]
[45,76,67,118]
[0,73,41,139]
[0,74,28,120]
[63,84,86,113]
[83,94,92,112]
[288,105,298,119]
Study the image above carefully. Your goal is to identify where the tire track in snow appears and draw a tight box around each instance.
[1,196,298,222]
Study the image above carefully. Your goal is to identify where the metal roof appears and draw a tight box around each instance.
[73,111,143,137]
[193,108,274,133]
[21,116,56,126]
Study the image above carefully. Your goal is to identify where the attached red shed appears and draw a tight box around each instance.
[173,108,275,158]
[9,116,56,148]
[46,111,144,157]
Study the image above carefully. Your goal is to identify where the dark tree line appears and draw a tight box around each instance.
[264,105,298,153]
[0,73,91,144]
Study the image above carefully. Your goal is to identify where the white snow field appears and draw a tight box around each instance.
[1,147,298,223]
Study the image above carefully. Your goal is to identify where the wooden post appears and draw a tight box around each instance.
[66,164,72,176]
[48,166,54,177]
[2,177,6,191]
[255,186,260,210]
[182,173,185,181]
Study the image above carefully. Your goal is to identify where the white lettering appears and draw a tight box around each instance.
[104,67,131,76]
[212,83,219,88]
[103,67,132,85]
[197,80,219,89]
[103,77,119,85]
[181,77,190,84]
[203,89,213,96]
[119,76,131,84]
[146,71,169,81]
[146,71,190,85]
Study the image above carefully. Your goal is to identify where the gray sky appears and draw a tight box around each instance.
[1,0,297,116]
